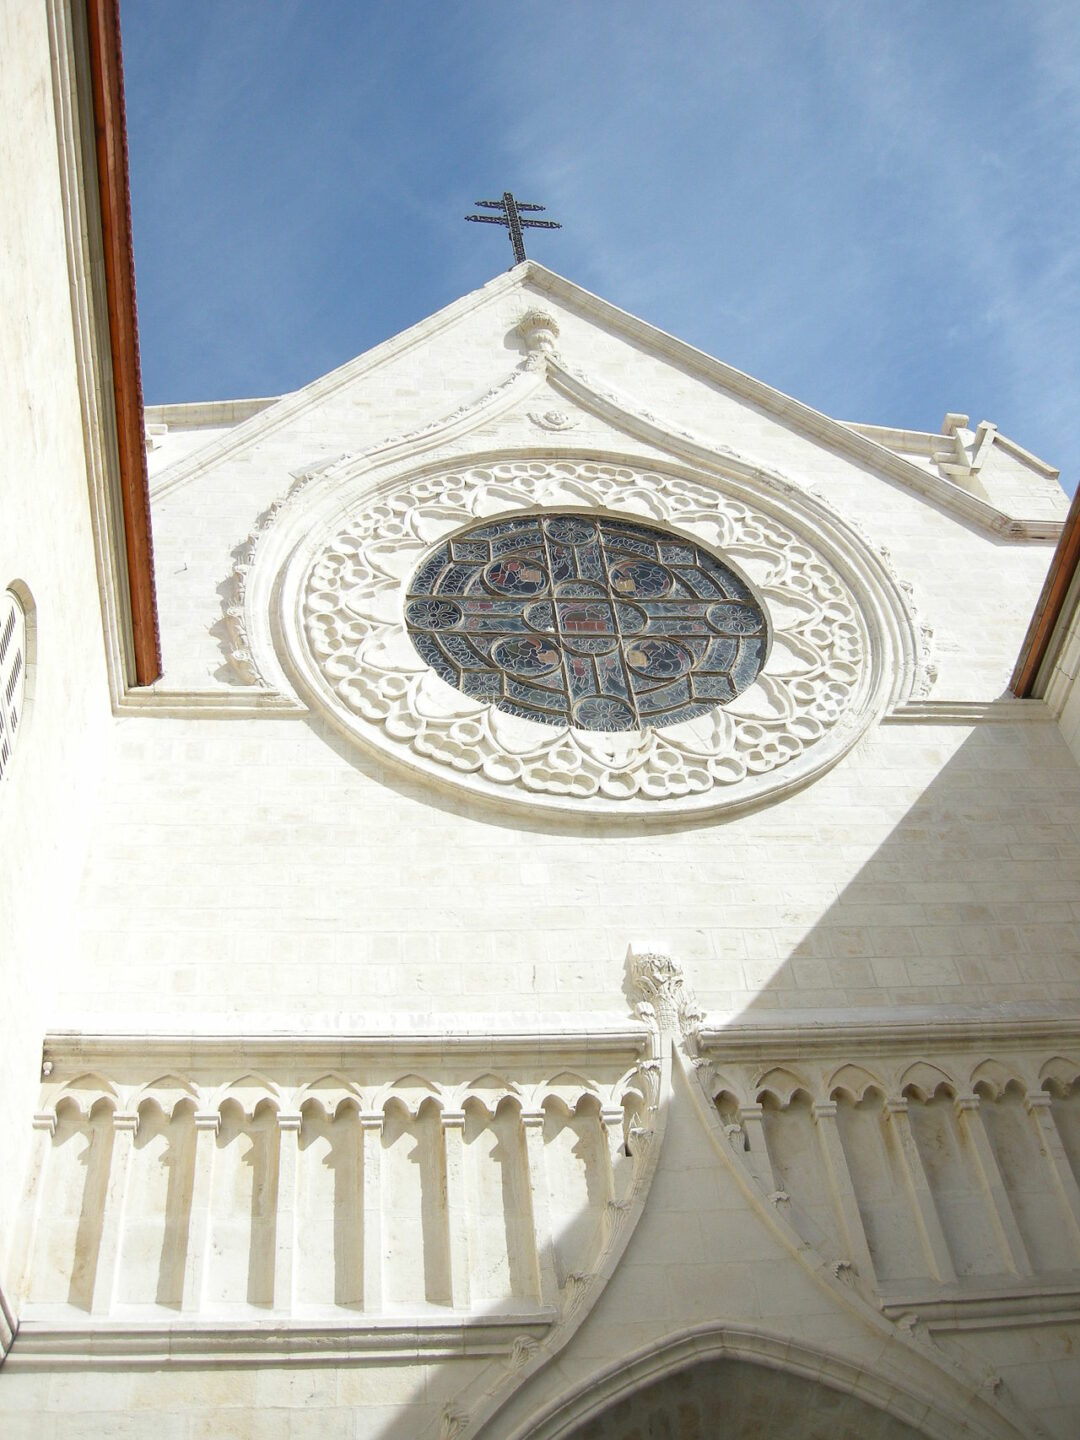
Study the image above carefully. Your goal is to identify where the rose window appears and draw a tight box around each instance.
[404,513,768,731]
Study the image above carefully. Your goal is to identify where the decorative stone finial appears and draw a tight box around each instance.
[516,308,560,359]
[625,946,704,1046]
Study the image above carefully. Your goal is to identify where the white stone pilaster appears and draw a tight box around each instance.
[440,1110,471,1310]
[90,1110,138,1316]
[1026,1091,1080,1260]
[520,1109,559,1305]
[599,1105,630,1246]
[882,1098,957,1284]
[360,1113,383,1313]
[273,1112,302,1314]
[812,1100,876,1283]
[737,1103,777,1192]
[954,1094,1032,1277]
[181,1110,220,1314]
[6,1111,56,1307]
[600,1106,629,1205]
[0,1282,14,1357]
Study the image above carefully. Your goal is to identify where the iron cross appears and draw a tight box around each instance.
[465,191,562,265]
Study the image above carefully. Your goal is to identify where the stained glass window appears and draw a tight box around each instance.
[404,513,768,731]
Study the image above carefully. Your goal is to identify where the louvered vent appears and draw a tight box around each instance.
[0,590,27,781]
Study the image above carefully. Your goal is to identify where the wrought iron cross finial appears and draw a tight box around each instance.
[465,191,562,266]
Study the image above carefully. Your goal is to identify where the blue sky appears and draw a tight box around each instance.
[123,3,1079,493]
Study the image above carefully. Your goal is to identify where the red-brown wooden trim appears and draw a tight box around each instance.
[85,0,161,683]
[1011,484,1080,697]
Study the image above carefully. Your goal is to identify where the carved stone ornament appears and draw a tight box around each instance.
[626,946,704,1047]
[251,453,919,818]
[516,308,560,357]
[527,408,580,431]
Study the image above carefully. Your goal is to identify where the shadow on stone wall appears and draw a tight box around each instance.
[730,720,1080,1023]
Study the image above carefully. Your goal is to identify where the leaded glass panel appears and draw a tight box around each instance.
[404,514,768,731]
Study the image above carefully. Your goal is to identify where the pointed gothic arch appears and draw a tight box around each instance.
[503,1324,1022,1440]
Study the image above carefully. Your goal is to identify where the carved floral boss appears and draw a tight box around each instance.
[294,460,872,813]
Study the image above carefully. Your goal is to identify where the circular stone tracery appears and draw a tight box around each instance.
[281,458,909,815]
[404,513,768,731]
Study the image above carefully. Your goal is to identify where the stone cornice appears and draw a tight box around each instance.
[42,1026,651,1075]
[113,687,305,717]
[108,690,1058,725]
[883,697,1053,723]
[698,1011,1080,1059]
[879,1283,1080,1331]
[7,1312,556,1369]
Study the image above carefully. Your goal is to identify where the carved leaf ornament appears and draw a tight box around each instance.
[263,455,917,817]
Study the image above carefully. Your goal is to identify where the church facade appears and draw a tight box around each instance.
[4,6,1080,1438]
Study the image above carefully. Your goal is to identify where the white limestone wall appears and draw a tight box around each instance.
[0,1352,489,1439]
[5,262,1076,1430]
[53,710,1080,1030]
[0,0,113,1312]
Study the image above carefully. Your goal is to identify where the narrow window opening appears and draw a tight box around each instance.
[0,590,28,781]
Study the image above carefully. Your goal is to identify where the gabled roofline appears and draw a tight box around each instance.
[522,264,1062,540]
[144,396,282,429]
[844,417,1061,485]
[149,266,529,500]
[148,261,1062,541]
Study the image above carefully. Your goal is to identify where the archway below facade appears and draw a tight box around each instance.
[556,1356,929,1440]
